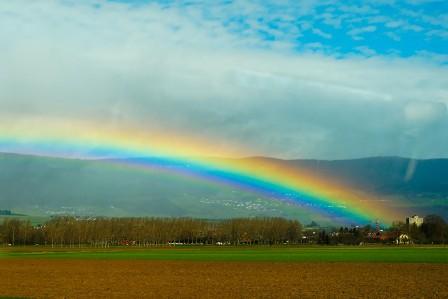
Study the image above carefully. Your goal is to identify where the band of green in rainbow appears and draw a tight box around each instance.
[0,122,400,224]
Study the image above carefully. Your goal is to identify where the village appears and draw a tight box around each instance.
[302,215,448,245]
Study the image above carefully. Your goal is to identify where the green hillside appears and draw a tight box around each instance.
[0,153,447,223]
[0,154,323,223]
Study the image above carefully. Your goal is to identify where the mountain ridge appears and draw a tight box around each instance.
[0,153,446,223]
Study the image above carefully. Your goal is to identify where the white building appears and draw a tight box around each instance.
[406,215,424,227]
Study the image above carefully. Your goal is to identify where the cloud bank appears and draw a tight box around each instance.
[0,1,447,159]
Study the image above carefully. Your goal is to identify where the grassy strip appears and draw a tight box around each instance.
[1,246,447,263]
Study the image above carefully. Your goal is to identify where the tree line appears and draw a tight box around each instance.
[389,214,448,244]
[307,214,448,245]
[1,214,446,247]
[0,217,302,247]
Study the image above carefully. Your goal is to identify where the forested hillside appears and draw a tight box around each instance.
[0,153,447,221]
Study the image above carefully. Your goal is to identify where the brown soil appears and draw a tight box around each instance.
[0,260,447,298]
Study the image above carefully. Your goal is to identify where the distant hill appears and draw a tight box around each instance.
[243,156,448,197]
[247,156,448,218]
[289,157,448,196]
[0,153,446,223]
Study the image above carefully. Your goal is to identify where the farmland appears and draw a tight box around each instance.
[1,246,448,263]
[1,246,447,298]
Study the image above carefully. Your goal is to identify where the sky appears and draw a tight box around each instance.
[1,0,447,159]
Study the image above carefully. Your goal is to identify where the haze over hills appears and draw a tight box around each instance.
[0,153,447,224]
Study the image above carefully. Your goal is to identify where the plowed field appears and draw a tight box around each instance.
[1,260,447,298]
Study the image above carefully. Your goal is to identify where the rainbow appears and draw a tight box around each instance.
[0,118,401,224]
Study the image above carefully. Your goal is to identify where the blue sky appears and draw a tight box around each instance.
[0,1,447,159]
[111,0,448,59]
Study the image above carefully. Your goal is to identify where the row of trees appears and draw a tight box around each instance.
[311,226,367,245]
[0,217,303,247]
[1,214,446,247]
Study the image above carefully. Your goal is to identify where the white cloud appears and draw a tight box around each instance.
[339,5,378,15]
[426,29,448,39]
[355,46,377,56]
[385,20,405,28]
[405,24,424,32]
[1,1,448,159]
[405,0,446,5]
[312,28,332,39]
[404,101,447,124]
[385,31,401,41]
[367,15,391,24]
[415,50,448,63]
[319,12,345,28]
[347,25,377,40]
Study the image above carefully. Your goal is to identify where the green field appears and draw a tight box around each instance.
[1,246,447,263]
